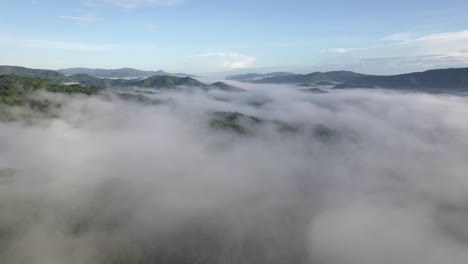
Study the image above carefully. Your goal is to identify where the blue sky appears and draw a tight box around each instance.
[0,0,467,75]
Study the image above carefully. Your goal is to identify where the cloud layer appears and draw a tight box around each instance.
[1,86,468,263]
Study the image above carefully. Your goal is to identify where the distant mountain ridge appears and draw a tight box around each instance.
[58,67,197,79]
[4,65,468,92]
[0,66,241,91]
[226,71,365,84]
[0,66,67,81]
[226,67,468,92]
[334,67,468,91]
[0,74,102,115]
[62,74,243,91]
[226,72,294,82]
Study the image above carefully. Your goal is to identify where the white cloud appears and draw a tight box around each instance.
[1,36,119,52]
[321,48,353,54]
[321,29,468,74]
[58,15,99,24]
[382,33,411,42]
[191,52,257,69]
[87,0,183,8]
[417,30,468,41]
[2,86,468,263]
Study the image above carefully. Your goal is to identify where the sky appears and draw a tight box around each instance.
[0,0,468,75]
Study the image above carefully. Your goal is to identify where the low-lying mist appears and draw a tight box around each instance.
[1,84,468,264]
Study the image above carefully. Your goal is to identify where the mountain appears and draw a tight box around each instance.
[0,74,102,96]
[0,66,239,91]
[65,74,204,89]
[64,74,240,91]
[130,76,244,91]
[226,68,468,92]
[0,74,102,116]
[0,66,67,81]
[209,111,336,139]
[208,82,245,92]
[334,67,468,91]
[226,71,365,84]
[65,74,108,87]
[301,88,328,94]
[137,75,205,88]
[226,72,294,82]
[59,67,197,79]
[6,65,468,92]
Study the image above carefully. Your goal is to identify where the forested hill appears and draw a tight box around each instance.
[0,66,242,91]
[227,71,365,84]
[334,67,468,91]
[58,67,196,79]
[0,66,67,81]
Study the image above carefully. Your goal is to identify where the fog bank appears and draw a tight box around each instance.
[1,86,468,263]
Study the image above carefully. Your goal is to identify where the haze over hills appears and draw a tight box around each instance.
[0,65,241,91]
[0,65,67,81]
[334,67,468,91]
[4,0,468,263]
[58,68,197,79]
[73,75,243,92]
[227,71,367,84]
[226,72,295,82]
[3,64,468,264]
[227,67,468,92]
[4,65,468,92]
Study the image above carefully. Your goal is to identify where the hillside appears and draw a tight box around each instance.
[59,67,197,79]
[0,74,101,96]
[0,74,101,116]
[334,67,468,91]
[226,67,468,92]
[106,76,242,91]
[208,82,245,92]
[0,66,67,82]
[137,75,205,88]
[0,66,240,91]
[226,72,294,82]
[227,71,365,84]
